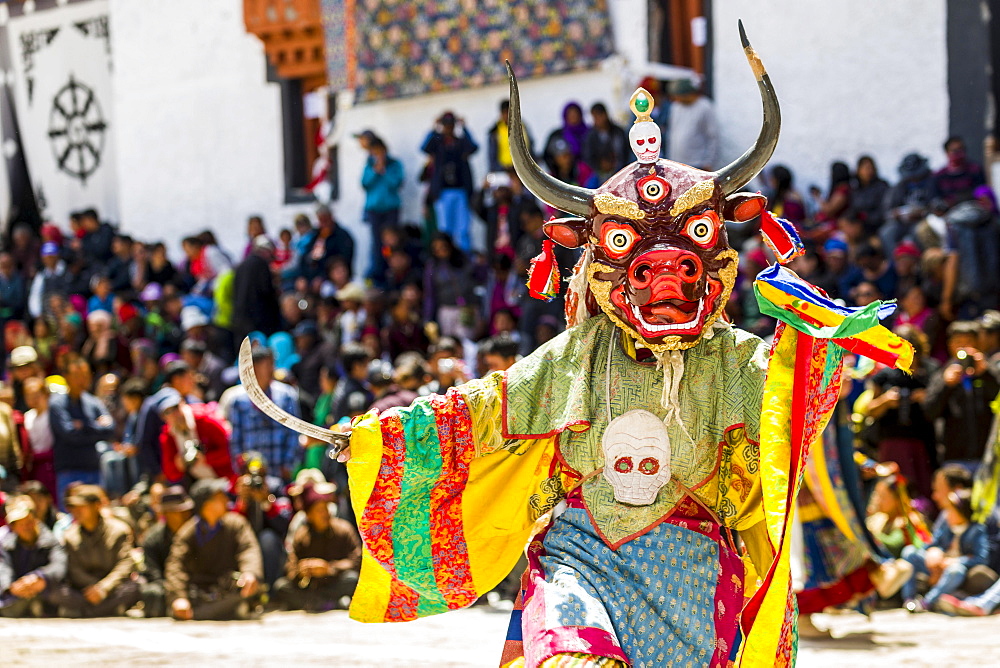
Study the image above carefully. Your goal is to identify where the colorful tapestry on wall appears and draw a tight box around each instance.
[320,0,355,92]
[337,0,614,103]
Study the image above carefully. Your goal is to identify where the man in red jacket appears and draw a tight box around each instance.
[157,392,233,485]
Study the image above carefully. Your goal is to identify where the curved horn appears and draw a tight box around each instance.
[715,20,781,196]
[506,62,594,218]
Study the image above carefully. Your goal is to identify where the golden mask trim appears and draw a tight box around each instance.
[669,180,716,217]
[594,193,646,220]
[587,248,739,352]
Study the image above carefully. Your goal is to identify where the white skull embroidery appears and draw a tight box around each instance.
[601,409,672,506]
[629,120,661,164]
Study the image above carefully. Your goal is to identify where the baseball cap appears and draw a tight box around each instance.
[66,485,103,507]
[160,485,194,513]
[291,320,318,338]
[139,282,163,302]
[823,238,849,255]
[40,242,60,257]
[353,129,377,142]
[156,389,183,416]
[4,495,35,523]
[10,345,38,367]
[893,241,921,259]
[301,482,337,510]
[252,234,275,253]
[180,305,210,332]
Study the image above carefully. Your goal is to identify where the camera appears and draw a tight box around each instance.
[245,456,266,491]
[182,438,203,465]
[956,349,974,370]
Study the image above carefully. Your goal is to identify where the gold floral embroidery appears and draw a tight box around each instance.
[668,180,716,217]
[594,192,646,220]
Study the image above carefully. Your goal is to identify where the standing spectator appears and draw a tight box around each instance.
[273,482,360,611]
[543,102,589,173]
[48,356,114,503]
[23,377,55,497]
[105,235,135,294]
[881,153,935,250]
[941,186,1000,318]
[583,102,630,172]
[422,111,479,253]
[290,320,337,398]
[241,215,270,260]
[180,338,227,402]
[143,242,180,289]
[232,235,282,344]
[0,495,66,617]
[133,360,198,480]
[76,209,115,265]
[139,486,193,618]
[934,136,986,208]
[0,252,26,328]
[812,161,852,239]
[227,346,300,481]
[923,321,1000,463]
[361,137,404,278]
[667,80,719,170]
[51,485,140,617]
[165,478,263,621]
[299,206,355,283]
[851,155,890,235]
[766,165,806,224]
[158,393,234,485]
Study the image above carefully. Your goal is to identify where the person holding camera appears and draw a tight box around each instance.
[157,391,234,486]
[231,451,291,588]
[421,111,478,253]
[924,321,1000,463]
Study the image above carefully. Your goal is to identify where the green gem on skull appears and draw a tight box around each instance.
[634,95,650,113]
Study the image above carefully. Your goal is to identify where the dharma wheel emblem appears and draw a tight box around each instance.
[48,75,107,184]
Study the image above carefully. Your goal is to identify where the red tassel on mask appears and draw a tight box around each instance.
[527,239,560,301]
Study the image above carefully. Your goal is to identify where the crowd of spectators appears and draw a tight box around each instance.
[0,83,999,621]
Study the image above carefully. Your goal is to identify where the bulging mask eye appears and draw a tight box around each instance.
[636,174,671,205]
[684,211,719,248]
[600,221,640,259]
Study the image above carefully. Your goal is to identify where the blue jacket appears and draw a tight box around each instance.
[931,520,989,568]
[361,156,404,213]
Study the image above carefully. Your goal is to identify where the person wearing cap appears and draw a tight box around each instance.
[158,392,234,485]
[422,110,479,253]
[133,360,199,480]
[139,486,194,618]
[227,346,300,482]
[180,304,211,338]
[0,495,66,617]
[667,78,718,170]
[361,135,404,279]
[27,241,67,320]
[232,234,282,345]
[51,485,140,617]
[165,478,264,620]
[9,345,40,414]
[48,356,115,504]
[273,482,360,612]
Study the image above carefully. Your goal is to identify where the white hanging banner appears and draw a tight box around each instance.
[7,0,117,226]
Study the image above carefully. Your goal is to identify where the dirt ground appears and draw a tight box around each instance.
[2,607,998,667]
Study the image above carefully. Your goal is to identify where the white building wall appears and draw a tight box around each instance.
[110,0,289,259]
[712,1,949,195]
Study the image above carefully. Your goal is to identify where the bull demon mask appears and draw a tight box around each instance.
[507,21,779,352]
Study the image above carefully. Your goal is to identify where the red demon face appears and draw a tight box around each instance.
[545,162,765,351]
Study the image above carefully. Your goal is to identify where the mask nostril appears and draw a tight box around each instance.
[633,263,652,283]
[680,259,698,277]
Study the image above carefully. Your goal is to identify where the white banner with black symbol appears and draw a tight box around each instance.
[7,0,117,226]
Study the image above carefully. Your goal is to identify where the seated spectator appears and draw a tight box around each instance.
[273,482,360,612]
[50,485,140,617]
[227,346,300,482]
[158,393,234,485]
[18,480,63,532]
[330,344,372,426]
[165,478,263,621]
[369,353,428,414]
[866,474,932,559]
[902,489,988,612]
[180,338,227,402]
[134,360,199,480]
[0,495,66,617]
[231,452,290,588]
[934,136,986,209]
[480,332,520,373]
[139,486,193,618]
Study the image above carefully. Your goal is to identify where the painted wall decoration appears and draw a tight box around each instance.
[327,0,614,103]
[6,0,117,225]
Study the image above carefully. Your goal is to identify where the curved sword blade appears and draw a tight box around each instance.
[237,337,349,451]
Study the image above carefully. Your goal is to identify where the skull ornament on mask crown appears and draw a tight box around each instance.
[505,21,779,353]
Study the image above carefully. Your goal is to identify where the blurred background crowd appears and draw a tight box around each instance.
[1,84,1000,622]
